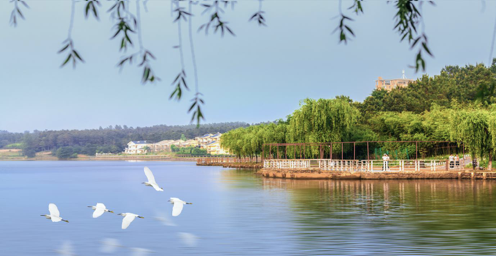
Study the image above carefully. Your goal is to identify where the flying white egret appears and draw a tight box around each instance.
[87,203,114,218]
[117,213,144,229]
[41,203,69,223]
[142,167,164,191]
[168,198,192,217]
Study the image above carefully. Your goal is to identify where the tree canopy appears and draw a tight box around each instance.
[220,62,496,168]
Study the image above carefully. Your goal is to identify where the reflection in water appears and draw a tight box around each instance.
[178,232,199,247]
[2,162,496,256]
[55,241,76,256]
[261,178,496,255]
[100,238,122,254]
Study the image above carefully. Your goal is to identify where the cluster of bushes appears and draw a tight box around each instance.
[50,145,122,159]
[171,146,207,155]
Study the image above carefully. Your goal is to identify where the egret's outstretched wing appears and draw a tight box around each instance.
[150,183,162,191]
[51,216,63,222]
[172,202,184,217]
[122,215,136,229]
[49,203,60,217]
[96,203,106,209]
[93,208,105,218]
[144,167,156,183]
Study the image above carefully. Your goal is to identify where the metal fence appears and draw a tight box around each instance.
[262,141,466,161]
[263,158,470,172]
[197,157,261,165]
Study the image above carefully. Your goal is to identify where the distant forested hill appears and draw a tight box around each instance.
[0,122,250,157]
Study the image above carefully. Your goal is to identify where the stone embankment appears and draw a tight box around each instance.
[196,157,262,168]
[258,168,496,180]
[196,162,262,169]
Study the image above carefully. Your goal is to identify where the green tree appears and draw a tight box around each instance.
[450,106,496,170]
[180,134,187,141]
[286,98,360,143]
[171,145,179,152]
[21,133,37,158]
[142,146,151,154]
[56,147,76,159]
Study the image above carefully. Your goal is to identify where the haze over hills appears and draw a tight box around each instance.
[0,122,251,156]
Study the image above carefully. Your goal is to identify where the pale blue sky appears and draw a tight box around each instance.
[1,0,495,132]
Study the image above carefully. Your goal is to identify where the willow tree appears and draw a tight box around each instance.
[450,106,496,170]
[285,98,360,158]
[220,122,287,159]
[220,127,245,157]
[287,98,360,143]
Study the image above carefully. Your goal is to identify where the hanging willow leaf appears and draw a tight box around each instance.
[58,39,84,68]
[249,11,266,26]
[189,93,205,127]
[84,0,101,20]
[170,70,189,101]
[9,0,29,27]
[393,0,434,72]
[334,15,355,44]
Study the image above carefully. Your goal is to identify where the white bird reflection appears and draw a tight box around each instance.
[153,212,176,226]
[100,238,153,255]
[55,241,77,256]
[100,238,123,253]
[130,247,154,256]
[178,232,199,247]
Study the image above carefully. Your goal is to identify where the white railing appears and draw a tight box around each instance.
[263,159,469,172]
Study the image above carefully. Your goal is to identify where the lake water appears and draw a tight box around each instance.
[1,161,496,255]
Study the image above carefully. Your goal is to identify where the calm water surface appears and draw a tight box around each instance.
[1,161,496,255]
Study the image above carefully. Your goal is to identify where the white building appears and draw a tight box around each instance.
[124,141,155,154]
[124,133,226,154]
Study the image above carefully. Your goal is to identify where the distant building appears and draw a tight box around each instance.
[205,141,229,155]
[153,140,175,152]
[124,133,227,154]
[195,132,229,155]
[125,141,155,154]
[375,71,414,91]
[195,133,215,146]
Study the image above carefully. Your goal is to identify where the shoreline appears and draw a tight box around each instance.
[258,168,496,180]
[0,156,198,162]
[196,162,262,169]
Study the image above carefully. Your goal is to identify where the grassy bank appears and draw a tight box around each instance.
[0,150,197,161]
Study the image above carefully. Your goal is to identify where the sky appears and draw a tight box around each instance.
[1,0,495,133]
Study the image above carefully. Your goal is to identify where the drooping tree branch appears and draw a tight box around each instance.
[84,0,101,20]
[9,0,29,27]
[188,1,205,126]
[170,0,191,101]
[198,0,235,36]
[393,0,434,71]
[249,0,266,26]
[58,0,84,68]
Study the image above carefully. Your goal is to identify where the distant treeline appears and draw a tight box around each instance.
[0,122,250,157]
